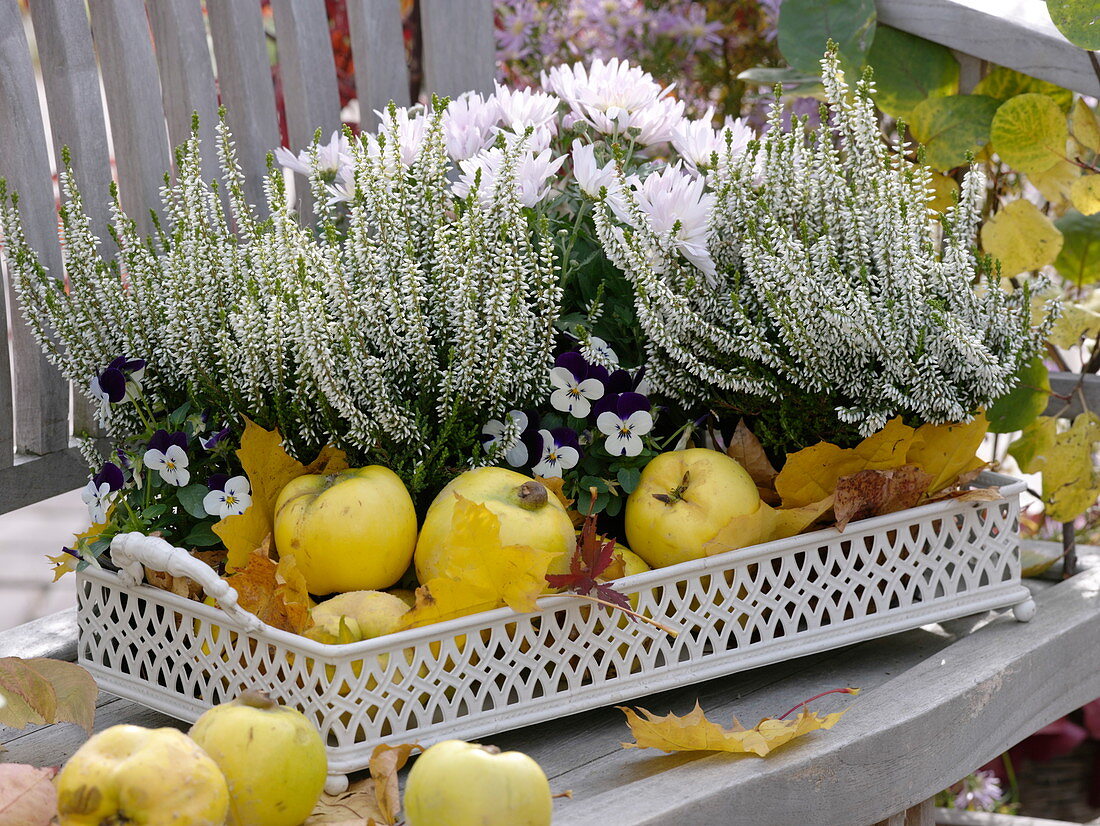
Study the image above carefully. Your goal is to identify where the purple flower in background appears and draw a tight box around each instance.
[143,430,190,487]
[532,427,581,478]
[81,461,124,523]
[595,392,653,457]
[550,352,607,417]
[90,357,146,404]
[954,770,1004,812]
[203,475,252,518]
[758,0,783,40]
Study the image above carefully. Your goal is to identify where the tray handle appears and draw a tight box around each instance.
[110,532,264,632]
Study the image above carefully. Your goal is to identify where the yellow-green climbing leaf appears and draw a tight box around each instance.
[927,172,960,213]
[980,199,1064,276]
[1049,301,1100,348]
[1055,210,1100,286]
[866,26,959,121]
[987,357,1051,434]
[973,66,1074,113]
[1070,175,1100,215]
[990,94,1069,174]
[1023,413,1100,522]
[1048,0,1100,50]
[777,0,877,76]
[910,94,1000,171]
[1008,416,1057,474]
[1030,160,1081,208]
[1071,98,1100,152]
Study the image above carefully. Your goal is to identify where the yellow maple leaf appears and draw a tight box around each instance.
[398,578,499,630]
[214,419,349,571]
[50,513,114,581]
[619,701,847,757]
[703,495,834,556]
[906,414,989,494]
[775,418,915,507]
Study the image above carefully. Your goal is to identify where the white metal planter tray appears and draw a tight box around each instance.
[76,471,1033,791]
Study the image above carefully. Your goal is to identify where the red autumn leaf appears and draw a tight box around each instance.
[545,512,633,616]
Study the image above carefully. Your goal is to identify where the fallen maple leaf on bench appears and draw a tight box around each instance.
[619,689,857,756]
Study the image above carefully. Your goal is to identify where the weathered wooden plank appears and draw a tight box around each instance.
[0,448,90,517]
[876,0,1099,97]
[270,0,341,217]
[934,808,1087,825]
[420,0,495,100]
[0,0,70,458]
[147,0,220,182]
[346,0,410,130]
[206,0,280,215]
[906,798,935,826]
[1045,372,1100,419]
[87,0,171,235]
[0,609,76,661]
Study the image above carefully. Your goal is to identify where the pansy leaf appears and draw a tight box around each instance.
[177,483,211,520]
[184,523,221,548]
[616,466,642,494]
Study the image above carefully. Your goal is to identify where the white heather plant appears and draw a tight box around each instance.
[1,108,560,496]
[588,49,1057,451]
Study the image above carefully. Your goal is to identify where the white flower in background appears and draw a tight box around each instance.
[583,335,620,367]
[571,140,618,198]
[203,475,253,518]
[531,429,581,478]
[542,58,683,145]
[481,410,530,467]
[596,393,653,457]
[672,110,754,172]
[444,92,501,161]
[454,145,565,208]
[373,106,428,166]
[549,361,605,417]
[614,162,716,282]
[274,130,352,181]
[492,82,560,134]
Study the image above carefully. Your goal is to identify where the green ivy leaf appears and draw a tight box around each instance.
[990,94,1069,175]
[1047,0,1100,50]
[183,523,221,548]
[866,27,958,121]
[987,357,1051,434]
[777,0,876,76]
[177,483,211,520]
[910,94,1000,171]
[972,66,1074,113]
[1054,210,1100,286]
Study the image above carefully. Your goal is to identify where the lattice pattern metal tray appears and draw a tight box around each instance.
[76,471,1032,788]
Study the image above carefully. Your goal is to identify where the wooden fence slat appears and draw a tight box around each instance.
[346,0,409,130]
[87,0,171,235]
[28,0,114,440]
[147,0,220,183]
[0,0,70,458]
[0,448,90,516]
[270,0,341,217]
[420,0,495,100]
[206,0,281,215]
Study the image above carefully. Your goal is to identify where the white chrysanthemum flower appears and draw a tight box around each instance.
[492,81,560,134]
[453,145,565,208]
[274,130,352,179]
[444,92,501,161]
[571,140,617,198]
[672,110,754,172]
[373,106,428,166]
[203,475,252,518]
[614,162,717,282]
[542,58,682,145]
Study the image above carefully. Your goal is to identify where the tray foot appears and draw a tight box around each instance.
[325,774,349,795]
[1013,598,1036,623]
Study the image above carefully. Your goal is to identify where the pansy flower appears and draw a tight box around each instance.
[200,424,231,451]
[481,410,537,468]
[143,430,190,487]
[203,474,252,518]
[81,461,124,523]
[550,352,607,418]
[532,428,581,478]
[595,392,653,457]
[89,357,146,404]
[604,365,651,396]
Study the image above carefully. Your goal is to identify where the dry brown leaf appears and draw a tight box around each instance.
[930,487,1003,504]
[0,764,58,826]
[619,701,847,756]
[727,419,778,489]
[369,743,421,825]
[224,541,314,634]
[306,776,385,824]
[143,549,226,601]
[833,465,934,531]
[0,657,96,733]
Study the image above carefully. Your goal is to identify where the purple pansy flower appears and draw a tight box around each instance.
[143,430,190,486]
[81,461,124,523]
[550,352,607,418]
[200,425,231,450]
[203,475,252,518]
[595,392,653,457]
[90,357,146,404]
[532,427,581,478]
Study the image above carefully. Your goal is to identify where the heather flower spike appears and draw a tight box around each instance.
[481,410,533,468]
